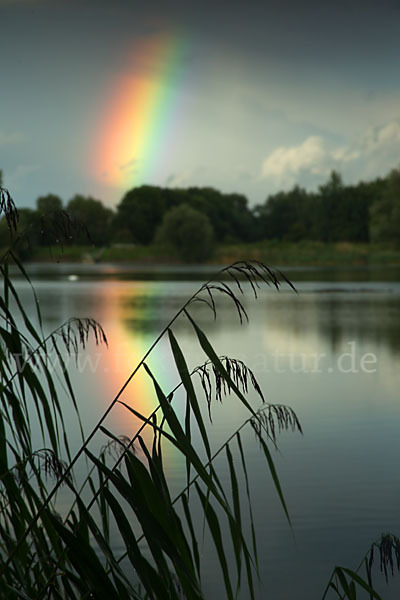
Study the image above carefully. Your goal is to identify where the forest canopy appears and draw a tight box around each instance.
[0,169,399,256]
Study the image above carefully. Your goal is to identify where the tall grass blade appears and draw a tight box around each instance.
[168,328,212,460]
[251,423,291,527]
[196,482,234,600]
[184,309,257,418]
[236,432,259,574]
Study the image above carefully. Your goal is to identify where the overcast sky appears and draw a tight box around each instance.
[1,0,400,209]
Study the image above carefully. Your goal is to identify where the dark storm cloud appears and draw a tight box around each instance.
[4,0,399,63]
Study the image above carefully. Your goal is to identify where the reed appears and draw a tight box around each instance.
[0,185,396,598]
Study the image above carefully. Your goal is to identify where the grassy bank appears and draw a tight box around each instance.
[215,240,400,266]
[9,240,400,266]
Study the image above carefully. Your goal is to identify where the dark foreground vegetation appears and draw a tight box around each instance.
[1,167,400,263]
[0,183,399,598]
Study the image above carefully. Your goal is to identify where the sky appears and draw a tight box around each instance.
[1,0,400,209]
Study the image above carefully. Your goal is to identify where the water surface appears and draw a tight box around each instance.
[14,263,400,599]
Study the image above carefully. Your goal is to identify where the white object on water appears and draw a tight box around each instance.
[68,275,78,281]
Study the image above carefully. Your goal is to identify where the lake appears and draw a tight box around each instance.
[12,262,400,599]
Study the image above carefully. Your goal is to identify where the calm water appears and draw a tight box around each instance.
[13,263,400,599]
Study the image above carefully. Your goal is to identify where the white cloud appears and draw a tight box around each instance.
[331,147,360,162]
[261,136,329,184]
[363,120,400,153]
[260,119,400,189]
[359,120,400,178]
[0,131,25,147]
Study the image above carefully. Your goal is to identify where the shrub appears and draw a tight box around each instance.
[156,204,215,262]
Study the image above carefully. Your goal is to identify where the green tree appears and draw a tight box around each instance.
[186,187,230,240]
[36,193,63,214]
[115,185,166,244]
[187,188,255,243]
[370,169,400,245]
[316,170,344,242]
[67,195,113,245]
[254,172,384,243]
[315,171,373,243]
[115,185,255,245]
[254,185,315,241]
[156,204,215,262]
[8,208,42,259]
[223,192,256,242]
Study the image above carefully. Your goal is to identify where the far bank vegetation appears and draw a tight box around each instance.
[1,168,400,264]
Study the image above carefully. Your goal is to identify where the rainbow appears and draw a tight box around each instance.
[97,280,184,463]
[93,33,185,191]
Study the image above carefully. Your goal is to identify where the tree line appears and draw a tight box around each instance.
[1,168,399,260]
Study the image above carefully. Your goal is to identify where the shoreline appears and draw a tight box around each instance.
[16,240,400,268]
